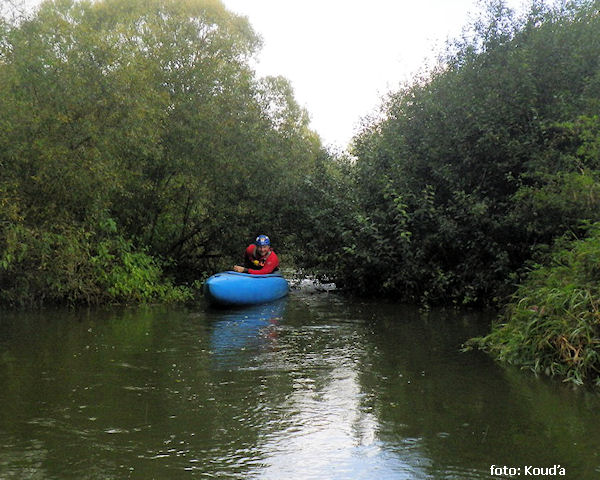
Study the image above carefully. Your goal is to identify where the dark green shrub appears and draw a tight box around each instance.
[467,223,600,386]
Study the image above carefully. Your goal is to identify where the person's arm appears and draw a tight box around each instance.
[233,245,255,272]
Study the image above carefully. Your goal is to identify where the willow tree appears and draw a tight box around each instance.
[0,0,324,305]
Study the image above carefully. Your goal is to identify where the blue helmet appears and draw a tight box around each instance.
[255,235,270,246]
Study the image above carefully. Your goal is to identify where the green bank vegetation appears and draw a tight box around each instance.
[467,222,600,386]
[319,0,600,306]
[296,0,600,385]
[0,0,323,305]
[2,0,600,385]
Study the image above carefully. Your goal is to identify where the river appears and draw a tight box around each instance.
[1,290,599,479]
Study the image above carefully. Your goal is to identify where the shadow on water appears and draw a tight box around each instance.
[0,295,599,479]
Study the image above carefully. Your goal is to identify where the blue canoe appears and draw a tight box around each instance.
[204,271,289,306]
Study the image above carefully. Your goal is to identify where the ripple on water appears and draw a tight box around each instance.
[2,302,600,480]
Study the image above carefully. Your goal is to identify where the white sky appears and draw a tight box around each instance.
[222,0,527,148]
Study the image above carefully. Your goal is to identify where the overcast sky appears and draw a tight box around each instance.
[221,0,528,148]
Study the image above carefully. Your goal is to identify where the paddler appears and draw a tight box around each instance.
[233,235,280,275]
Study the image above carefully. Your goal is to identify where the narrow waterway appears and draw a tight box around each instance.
[0,291,599,479]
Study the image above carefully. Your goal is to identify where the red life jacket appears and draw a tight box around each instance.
[244,245,279,274]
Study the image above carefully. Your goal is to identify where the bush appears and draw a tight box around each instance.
[0,220,192,307]
[467,222,600,386]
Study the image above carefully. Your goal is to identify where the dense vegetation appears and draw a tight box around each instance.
[2,0,600,383]
[293,0,600,385]
[468,222,600,386]
[0,0,323,306]
[306,0,600,307]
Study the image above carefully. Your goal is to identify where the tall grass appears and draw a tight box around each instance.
[467,222,600,387]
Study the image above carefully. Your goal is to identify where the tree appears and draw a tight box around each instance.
[338,0,600,305]
[0,0,327,306]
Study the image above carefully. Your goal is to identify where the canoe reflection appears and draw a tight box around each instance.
[209,298,287,366]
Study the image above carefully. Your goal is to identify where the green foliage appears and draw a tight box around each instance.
[0,219,191,307]
[3,0,600,342]
[468,223,600,386]
[326,0,600,306]
[284,152,361,283]
[0,0,325,307]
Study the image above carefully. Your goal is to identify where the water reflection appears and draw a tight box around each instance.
[0,298,600,479]
[209,299,287,369]
[255,361,424,480]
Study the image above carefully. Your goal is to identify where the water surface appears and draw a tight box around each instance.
[1,292,599,479]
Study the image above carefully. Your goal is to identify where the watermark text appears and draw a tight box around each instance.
[490,465,566,477]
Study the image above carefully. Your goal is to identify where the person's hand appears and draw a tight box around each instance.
[233,265,244,273]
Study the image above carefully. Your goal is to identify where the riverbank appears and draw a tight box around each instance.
[468,223,600,388]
